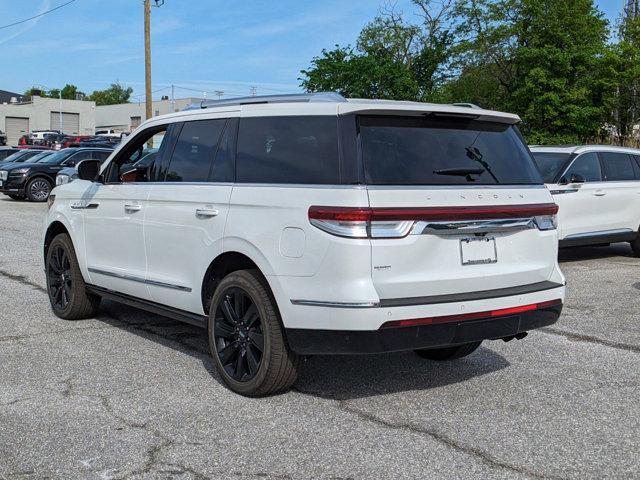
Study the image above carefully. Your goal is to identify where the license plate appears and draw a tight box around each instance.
[460,237,497,265]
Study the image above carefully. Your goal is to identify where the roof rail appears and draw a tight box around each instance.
[451,102,482,109]
[185,92,347,111]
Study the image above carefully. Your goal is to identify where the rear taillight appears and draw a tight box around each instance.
[308,204,559,238]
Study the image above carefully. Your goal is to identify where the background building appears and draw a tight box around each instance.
[0,92,202,146]
[0,96,96,146]
[95,97,201,133]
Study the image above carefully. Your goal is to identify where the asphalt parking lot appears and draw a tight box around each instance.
[0,198,638,480]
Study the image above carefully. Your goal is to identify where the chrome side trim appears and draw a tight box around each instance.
[365,184,546,190]
[70,201,99,210]
[290,299,379,308]
[88,267,192,292]
[412,218,537,235]
[563,228,635,240]
[549,189,579,195]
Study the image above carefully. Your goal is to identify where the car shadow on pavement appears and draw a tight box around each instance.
[294,347,509,401]
[97,300,510,400]
[558,242,636,263]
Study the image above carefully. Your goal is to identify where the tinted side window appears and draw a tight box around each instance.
[165,119,225,182]
[601,152,636,181]
[92,151,111,162]
[563,153,602,182]
[236,116,340,184]
[66,151,94,166]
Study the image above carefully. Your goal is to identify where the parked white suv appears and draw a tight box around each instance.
[43,93,565,396]
[530,145,640,254]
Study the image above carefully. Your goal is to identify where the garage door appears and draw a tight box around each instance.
[50,112,80,135]
[5,117,29,146]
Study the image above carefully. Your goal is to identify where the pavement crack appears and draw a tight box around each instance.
[292,387,561,480]
[540,327,640,353]
[0,268,47,293]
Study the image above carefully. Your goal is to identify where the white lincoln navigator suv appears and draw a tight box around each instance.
[530,145,640,254]
[43,93,565,396]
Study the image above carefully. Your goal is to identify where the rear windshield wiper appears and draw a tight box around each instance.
[434,167,485,182]
[465,146,500,183]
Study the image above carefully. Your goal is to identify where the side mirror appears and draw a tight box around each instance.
[77,159,101,182]
[569,173,586,184]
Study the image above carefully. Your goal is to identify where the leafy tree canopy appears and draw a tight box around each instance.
[301,0,637,144]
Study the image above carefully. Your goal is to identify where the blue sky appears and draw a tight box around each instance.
[0,0,627,101]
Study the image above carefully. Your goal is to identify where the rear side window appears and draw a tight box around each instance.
[563,153,602,182]
[236,116,340,184]
[600,152,636,181]
[165,119,226,182]
[531,152,571,183]
[359,116,542,185]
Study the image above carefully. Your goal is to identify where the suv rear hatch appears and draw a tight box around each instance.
[359,114,558,303]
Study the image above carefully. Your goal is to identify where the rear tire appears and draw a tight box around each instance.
[208,269,299,396]
[415,341,482,361]
[45,233,101,320]
[26,177,52,202]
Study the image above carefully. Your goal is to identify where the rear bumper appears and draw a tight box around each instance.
[286,303,562,355]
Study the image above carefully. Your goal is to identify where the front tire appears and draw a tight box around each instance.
[631,234,640,257]
[26,177,52,202]
[208,269,299,396]
[46,233,101,320]
[415,341,482,361]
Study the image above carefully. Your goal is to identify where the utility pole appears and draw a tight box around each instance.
[143,1,164,120]
[250,86,258,96]
[144,0,152,121]
[214,90,224,100]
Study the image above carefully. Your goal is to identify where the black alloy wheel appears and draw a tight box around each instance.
[47,244,72,310]
[213,287,265,382]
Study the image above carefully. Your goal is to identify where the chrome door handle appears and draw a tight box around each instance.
[593,190,606,196]
[124,203,142,213]
[196,208,219,218]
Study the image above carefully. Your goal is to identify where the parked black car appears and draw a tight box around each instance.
[0,148,51,165]
[0,147,20,161]
[0,148,112,201]
[0,130,7,146]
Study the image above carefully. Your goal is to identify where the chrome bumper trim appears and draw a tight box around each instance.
[412,218,537,235]
[290,299,380,308]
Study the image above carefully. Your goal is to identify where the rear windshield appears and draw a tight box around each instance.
[531,152,571,183]
[359,115,542,185]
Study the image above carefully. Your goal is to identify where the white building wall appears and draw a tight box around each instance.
[95,97,201,132]
[0,96,96,145]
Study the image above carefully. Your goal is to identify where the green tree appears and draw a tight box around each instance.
[300,1,455,101]
[608,15,640,145]
[25,84,84,100]
[88,82,133,106]
[449,0,611,144]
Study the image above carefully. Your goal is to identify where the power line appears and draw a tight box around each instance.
[0,0,76,30]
